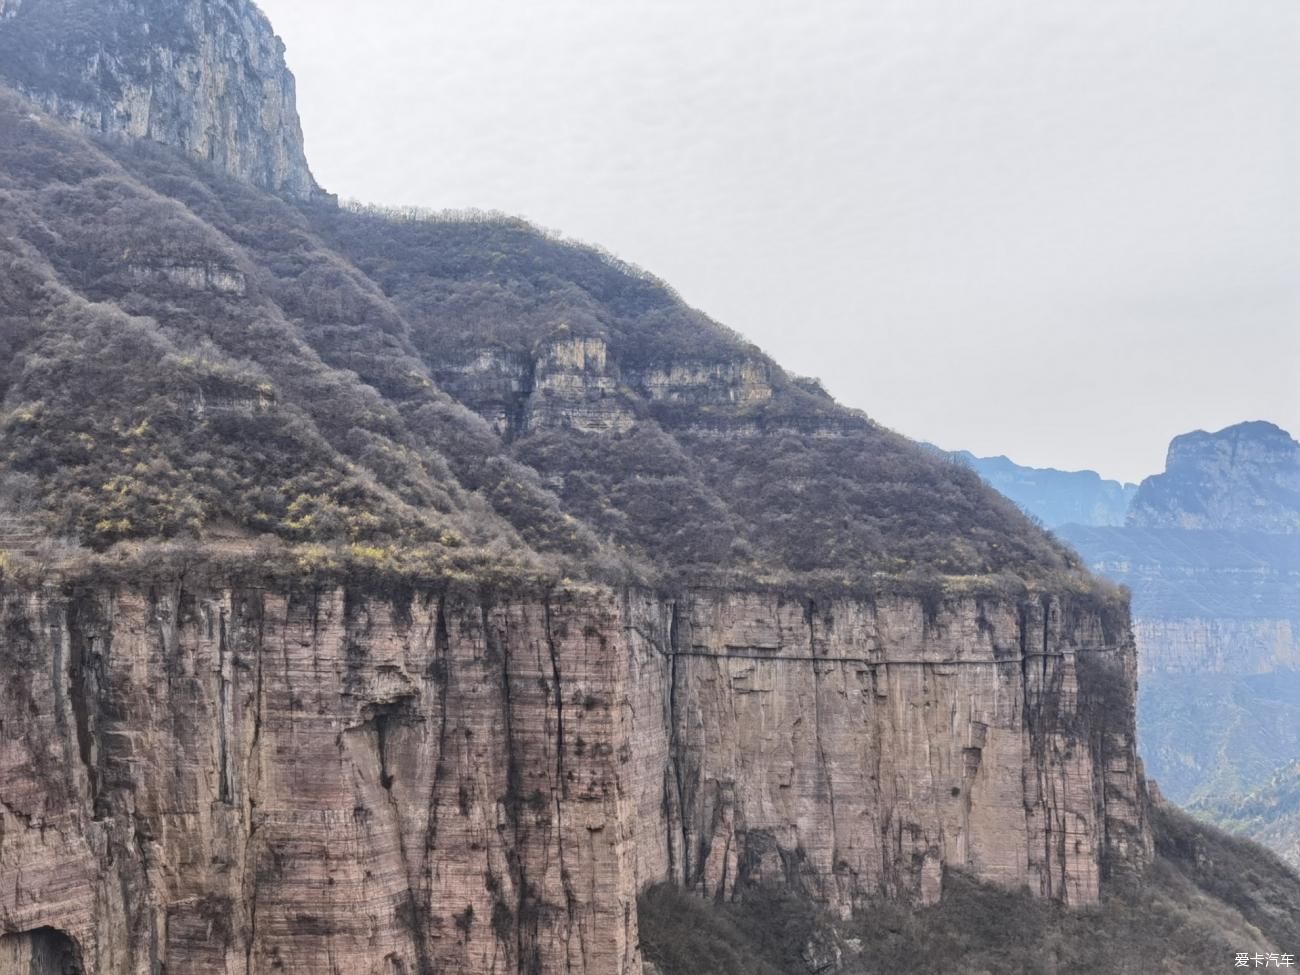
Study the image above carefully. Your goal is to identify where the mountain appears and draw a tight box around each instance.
[1061,423,1300,874]
[1059,524,1300,807]
[932,448,1137,528]
[0,3,1294,974]
[1195,760,1300,871]
[1129,421,1300,533]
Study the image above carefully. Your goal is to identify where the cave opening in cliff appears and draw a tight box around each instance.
[0,927,84,975]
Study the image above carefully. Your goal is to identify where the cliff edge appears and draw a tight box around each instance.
[0,0,317,198]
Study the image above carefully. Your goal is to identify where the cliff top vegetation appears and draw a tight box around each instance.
[0,84,1094,596]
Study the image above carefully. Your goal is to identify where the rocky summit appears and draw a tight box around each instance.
[0,0,317,198]
[0,3,1296,975]
[1062,422,1300,874]
[1129,421,1300,533]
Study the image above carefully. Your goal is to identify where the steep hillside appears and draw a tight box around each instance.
[1195,760,1300,871]
[0,84,1082,590]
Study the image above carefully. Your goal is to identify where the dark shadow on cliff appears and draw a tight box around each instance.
[639,805,1300,975]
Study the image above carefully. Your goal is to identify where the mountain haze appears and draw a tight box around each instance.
[931,447,1137,528]
[1062,422,1300,876]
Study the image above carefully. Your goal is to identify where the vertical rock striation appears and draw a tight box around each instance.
[0,576,1149,974]
[0,0,318,198]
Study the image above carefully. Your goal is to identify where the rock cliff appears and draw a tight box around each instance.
[0,0,317,198]
[0,2,1162,972]
[0,575,1147,975]
[1129,421,1300,533]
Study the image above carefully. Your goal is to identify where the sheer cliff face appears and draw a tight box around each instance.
[0,578,1149,975]
[0,0,317,198]
[1129,422,1300,534]
[0,3,1158,971]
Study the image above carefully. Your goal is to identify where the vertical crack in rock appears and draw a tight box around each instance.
[666,600,691,886]
[715,831,733,900]
[243,592,267,975]
[508,355,538,441]
[424,598,453,852]
[543,598,578,972]
[65,592,101,815]
[492,603,533,974]
[807,600,840,887]
[217,607,232,805]
[374,687,433,975]
[410,597,452,975]
[1041,595,1052,658]
[1019,599,1047,898]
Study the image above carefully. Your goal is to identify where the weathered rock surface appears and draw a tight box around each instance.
[431,338,780,439]
[1128,421,1300,533]
[0,0,317,198]
[0,578,1149,974]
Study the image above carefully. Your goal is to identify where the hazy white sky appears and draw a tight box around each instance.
[258,0,1300,483]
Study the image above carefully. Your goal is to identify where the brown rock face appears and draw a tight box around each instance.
[0,577,1149,974]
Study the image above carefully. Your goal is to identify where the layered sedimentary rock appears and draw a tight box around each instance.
[0,576,1148,975]
[430,338,777,439]
[0,0,317,198]
[1133,617,1299,675]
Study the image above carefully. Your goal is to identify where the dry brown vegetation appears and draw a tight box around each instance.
[0,84,1093,597]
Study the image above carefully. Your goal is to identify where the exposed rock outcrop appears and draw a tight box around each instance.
[1129,422,1300,533]
[0,0,318,198]
[0,3,1160,970]
[0,577,1149,974]
[432,340,781,438]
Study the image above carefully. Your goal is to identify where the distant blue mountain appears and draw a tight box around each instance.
[1057,423,1300,838]
[1129,421,1300,533]
[926,447,1138,528]
[937,427,1300,843]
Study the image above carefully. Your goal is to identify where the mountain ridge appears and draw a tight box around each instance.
[1129,421,1300,533]
[927,445,1137,528]
[0,3,1293,973]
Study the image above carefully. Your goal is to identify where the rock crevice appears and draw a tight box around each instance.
[0,580,1149,974]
